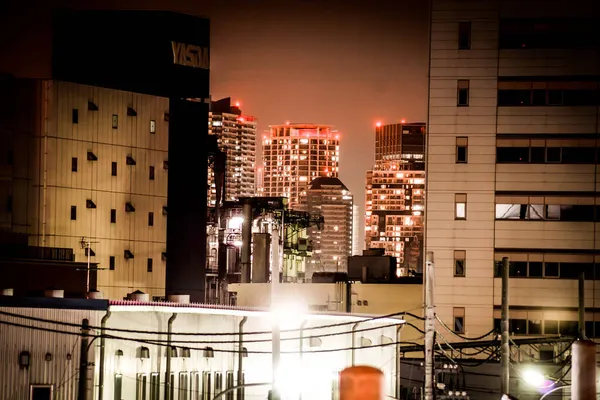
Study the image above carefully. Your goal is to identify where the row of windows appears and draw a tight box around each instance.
[456,139,600,165]
[71,156,167,178]
[454,79,599,107]
[492,318,583,336]
[453,251,600,280]
[72,103,159,133]
[496,204,597,222]
[496,145,597,164]
[454,195,600,222]
[70,204,165,226]
[106,254,162,272]
[493,260,600,280]
[457,19,596,51]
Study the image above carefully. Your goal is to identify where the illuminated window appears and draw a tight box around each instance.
[150,120,156,134]
[455,193,467,220]
[454,250,466,277]
[457,80,470,106]
[112,114,118,129]
[456,137,468,163]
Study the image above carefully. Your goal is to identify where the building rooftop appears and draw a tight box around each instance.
[308,177,349,191]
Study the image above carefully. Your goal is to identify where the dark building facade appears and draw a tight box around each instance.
[0,10,211,301]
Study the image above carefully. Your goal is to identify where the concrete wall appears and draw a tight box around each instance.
[427,0,600,337]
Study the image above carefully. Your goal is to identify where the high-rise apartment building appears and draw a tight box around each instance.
[365,122,426,275]
[208,98,257,205]
[352,204,361,255]
[303,177,353,276]
[262,123,340,208]
[426,0,599,338]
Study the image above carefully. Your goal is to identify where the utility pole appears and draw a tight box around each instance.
[78,319,90,400]
[270,209,284,400]
[501,257,510,396]
[578,269,586,339]
[424,251,435,400]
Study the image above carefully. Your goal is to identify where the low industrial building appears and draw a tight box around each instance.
[0,294,402,400]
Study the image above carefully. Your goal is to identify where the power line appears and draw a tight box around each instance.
[435,314,496,341]
[0,318,422,355]
[0,308,411,337]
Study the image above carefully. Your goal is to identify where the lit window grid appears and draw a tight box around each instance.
[262,125,340,208]
[208,111,257,203]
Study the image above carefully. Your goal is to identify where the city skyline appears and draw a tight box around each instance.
[0,0,429,247]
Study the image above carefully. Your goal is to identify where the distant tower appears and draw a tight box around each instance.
[208,98,257,205]
[303,177,353,276]
[352,204,361,255]
[365,122,426,274]
[262,123,340,209]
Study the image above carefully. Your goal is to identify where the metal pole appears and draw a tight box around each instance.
[351,322,360,366]
[501,257,510,396]
[396,324,404,400]
[424,251,434,400]
[572,340,596,400]
[165,313,177,400]
[98,311,111,400]
[241,202,253,283]
[238,316,248,400]
[86,239,91,296]
[578,269,586,339]
[299,319,307,400]
[77,319,90,400]
[271,214,281,400]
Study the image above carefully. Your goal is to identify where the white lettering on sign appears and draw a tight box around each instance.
[171,41,209,70]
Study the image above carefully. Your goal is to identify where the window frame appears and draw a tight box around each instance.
[453,307,465,333]
[455,193,467,220]
[457,80,470,107]
[458,21,472,50]
[456,137,468,163]
[454,250,466,277]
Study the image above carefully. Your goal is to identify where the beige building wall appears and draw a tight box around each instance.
[228,282,424,342]
[16,80,169,300]
[427,0,600,338]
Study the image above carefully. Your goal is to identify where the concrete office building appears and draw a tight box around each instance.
[426,0,600,339]
[365,122,426,275]
[207,98,257,206]
[0,295,401,400]
[0,10,211,301]
[302,177,353,275]
[261,123,340,208]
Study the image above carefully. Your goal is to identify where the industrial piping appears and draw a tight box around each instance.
[351,322,361,366]
[98,310,111,400]
[237,316,248,400]
[165,313,177,400]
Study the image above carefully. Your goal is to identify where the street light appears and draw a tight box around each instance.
[522,368,545,388]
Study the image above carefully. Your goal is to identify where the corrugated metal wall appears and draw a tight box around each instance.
[0,307,103,400]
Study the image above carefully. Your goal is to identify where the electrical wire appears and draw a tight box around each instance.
[0,310,421,345]
[435,314,496,341]
[0,318,423,355]
[0,308,412,337]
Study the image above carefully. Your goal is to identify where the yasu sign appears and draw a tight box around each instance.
[171,41,209,70]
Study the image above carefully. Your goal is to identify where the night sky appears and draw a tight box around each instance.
[1,0,429,243]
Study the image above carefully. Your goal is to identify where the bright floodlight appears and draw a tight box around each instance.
[522,368,545,387]
[271,302,306,329]
[228,216,244,230]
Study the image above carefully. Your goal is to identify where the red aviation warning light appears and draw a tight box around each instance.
[376,121,382,128]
